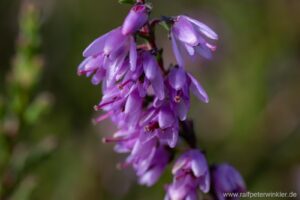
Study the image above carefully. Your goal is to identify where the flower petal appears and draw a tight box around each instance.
[185,44,195,56]
[176,98,189,121]
[91,68,106,85]
[129,36,137,71]
[158,106,175,129]
[143,52,158,80]
[172,16,199,46]
[160,128,178,148]
[185,16,218,40]
[191,155,207,177]
[103,27,127,55]
[188,74,209,103]
[195,44,212,59]
[171,32,185,67]
[125,90,142,115]
[122,5,148,35]
[83,32,110,57]
[168,67,187,90]
[139,165,164,187]
[151,73,165,100]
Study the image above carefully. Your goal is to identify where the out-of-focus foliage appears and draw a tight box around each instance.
[0,2,56,200]
[0,0,300,200]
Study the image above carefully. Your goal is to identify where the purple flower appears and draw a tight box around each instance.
[78,27,138,84]
[165,150,210,200]
[126,136,171,186]
[103,128,139,153]
[171,15,218,66]
[141,51,165,100]
[77,2,229,198]
[211,164,246,200]
[141,104,179,148]
[166,67,209,120]
[122,4,149,35]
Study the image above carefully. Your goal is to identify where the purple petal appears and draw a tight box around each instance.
[129,36,137,71]
[188,74,209,103]
[199,172,210,193]
[172,156,188,174]
[122,5,148,35]
[151,73,165,100]
[168,176,192,200]
[175,98,189,121]
[172,16,199,46]
[139,165,164,187]
[91,68,106,85]
[160,128,178,148]
[185,16,218,40]
[171,32,185,67]
[195,44,212,59]
[153,97,163,108]
[186,193,198,200]
[168,67,187,90]
[158,107,175,129]
[103,27,127,55]
[191,154,207,177]
[124,90,142,115]
[185,44,195,56]
[143,53,158,80]
[83,32,109,57]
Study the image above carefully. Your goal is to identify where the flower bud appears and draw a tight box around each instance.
[122,4,148,35]
[212,164,247,200]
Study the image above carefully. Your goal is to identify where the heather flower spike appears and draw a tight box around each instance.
[78,0,246,199]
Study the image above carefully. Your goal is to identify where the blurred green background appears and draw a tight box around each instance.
[1,0,300,199]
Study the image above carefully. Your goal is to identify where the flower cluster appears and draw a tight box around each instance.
[78,1,246,199]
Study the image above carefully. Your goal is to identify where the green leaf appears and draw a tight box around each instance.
[159,21,170,31]
[118,0,136,5]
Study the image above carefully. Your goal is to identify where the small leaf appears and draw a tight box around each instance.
[160,16,173,31]
[159,21,172,31]
[118,0,136,5]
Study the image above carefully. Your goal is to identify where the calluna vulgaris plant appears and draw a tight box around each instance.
[78,0,246,199]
